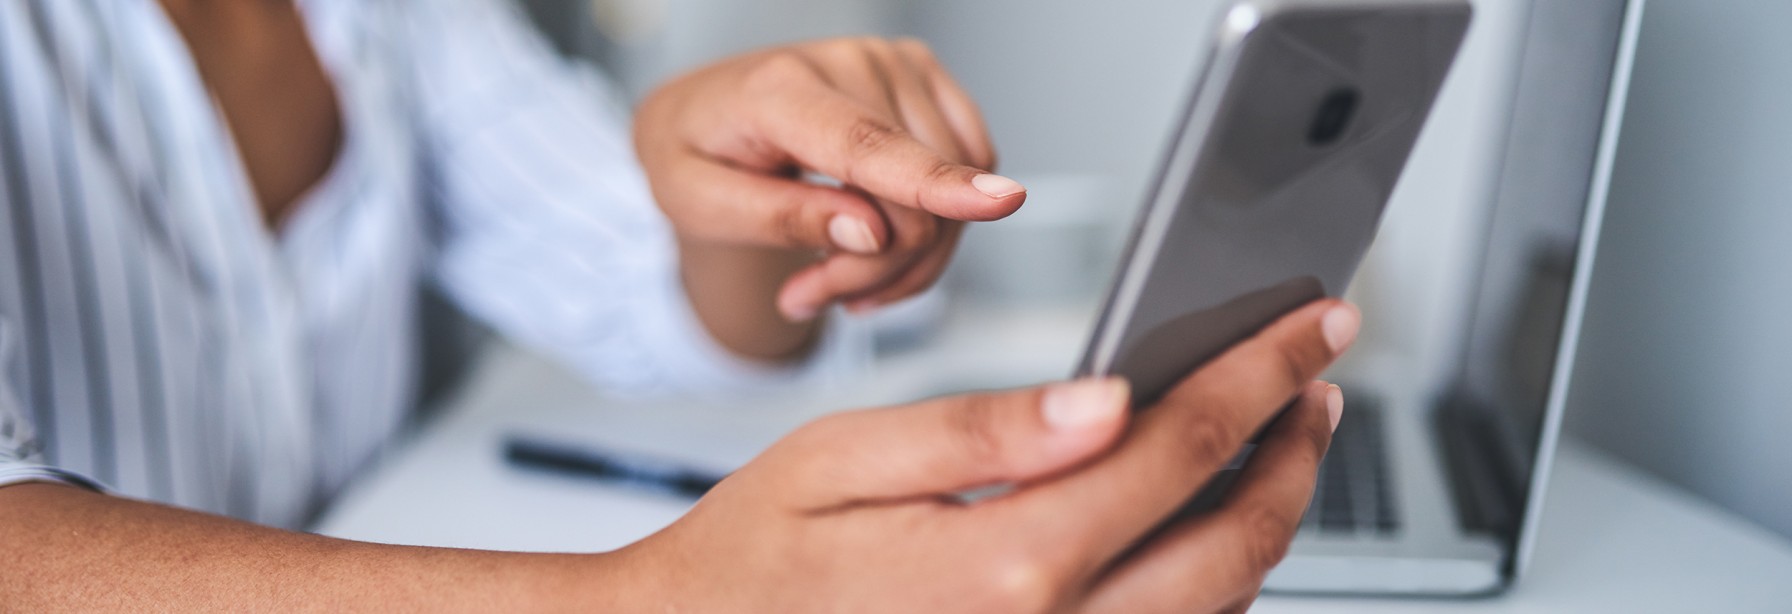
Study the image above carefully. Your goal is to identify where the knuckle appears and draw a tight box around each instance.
[762,416,849,487]
[894,37,938,63]
[787,414,846,451]
[745,51,816,92]
[946,394,1010,466]
[978,554,1062,614]
[806,38,877,76]
[1271,339,1319,390]
[772,197,815,246]
[924,158,961,183]
[861,36,898,60]
[824,37,867,56]
[909,159,962,212]
[1240,506,1299,576]
[827,38,880,73]
[844,117,908,162]
[1178,415,1240,469]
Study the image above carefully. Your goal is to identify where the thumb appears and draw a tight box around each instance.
[760,378,1132,509]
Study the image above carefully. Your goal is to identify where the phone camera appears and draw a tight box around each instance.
[1307,87,1360,146]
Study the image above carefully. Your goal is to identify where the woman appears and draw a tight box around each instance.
[0,0,1354,610]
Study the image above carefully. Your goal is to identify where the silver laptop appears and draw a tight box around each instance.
[1263,0,1645,595]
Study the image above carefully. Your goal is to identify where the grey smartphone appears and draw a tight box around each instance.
[1075,0,1471,409]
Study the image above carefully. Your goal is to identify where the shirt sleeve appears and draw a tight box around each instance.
[0,317,104,491]
[399,0,867,399]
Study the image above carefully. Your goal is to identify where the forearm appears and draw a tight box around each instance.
[678,238,824,363]
[0,483,633,611]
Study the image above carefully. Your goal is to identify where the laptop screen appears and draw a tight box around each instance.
[1436,0,1637,573]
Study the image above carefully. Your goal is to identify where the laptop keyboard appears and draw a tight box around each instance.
[1301,402,1401,535]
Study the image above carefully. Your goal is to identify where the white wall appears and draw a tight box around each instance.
[902,0,1211,196]
[1565,0,1792,539]
[575,0,903,98]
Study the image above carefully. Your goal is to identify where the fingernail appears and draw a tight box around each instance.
[1321,303,1361,354]
[1326,384,1344,432]
[828,215,880,254]
[1041,378,1130,431]
[971,173,1025,199]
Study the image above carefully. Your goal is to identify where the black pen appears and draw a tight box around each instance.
[502,434,726,500]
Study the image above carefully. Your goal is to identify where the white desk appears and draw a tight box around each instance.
[316,310,1792,612]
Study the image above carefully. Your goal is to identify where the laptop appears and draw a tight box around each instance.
[1261,0,1646,595]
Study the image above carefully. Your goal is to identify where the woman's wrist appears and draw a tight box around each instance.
[407,549,648,611]
[568,539,682,611]
[677,237,825,363]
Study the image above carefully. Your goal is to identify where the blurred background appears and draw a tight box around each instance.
[505,0,1792,541]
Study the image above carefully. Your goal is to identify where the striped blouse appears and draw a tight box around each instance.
[0,0,857,529]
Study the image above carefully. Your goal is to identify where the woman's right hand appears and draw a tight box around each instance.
[601,300,1360,613]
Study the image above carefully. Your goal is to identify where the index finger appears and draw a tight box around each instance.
[996,300,1358,567]
[742,56,1026,221]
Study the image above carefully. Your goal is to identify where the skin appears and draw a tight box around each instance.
[169,0,1014,364]
[0,301,1360,612]
[636,37,1024,360]
[157,0,343,229]
[614,301,1360,613]
[0,2,1360,610]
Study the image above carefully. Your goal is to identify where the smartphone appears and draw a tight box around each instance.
[1075,0,1471,408]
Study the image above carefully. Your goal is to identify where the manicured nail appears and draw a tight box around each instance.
[1321,303,1361,354]
[828,215,879,254]
[971,173,1025,199]
[1041,378,1129,431]
[1326,384,1344,432]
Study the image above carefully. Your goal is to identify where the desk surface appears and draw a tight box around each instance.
[318,321,1792,612]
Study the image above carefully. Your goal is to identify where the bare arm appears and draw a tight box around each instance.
[0,300,1357,611]
[0,484,626,611]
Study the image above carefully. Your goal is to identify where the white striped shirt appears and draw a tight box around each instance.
[0,0,858,529]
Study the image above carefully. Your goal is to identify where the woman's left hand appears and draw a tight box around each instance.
[635,37,1021,333]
